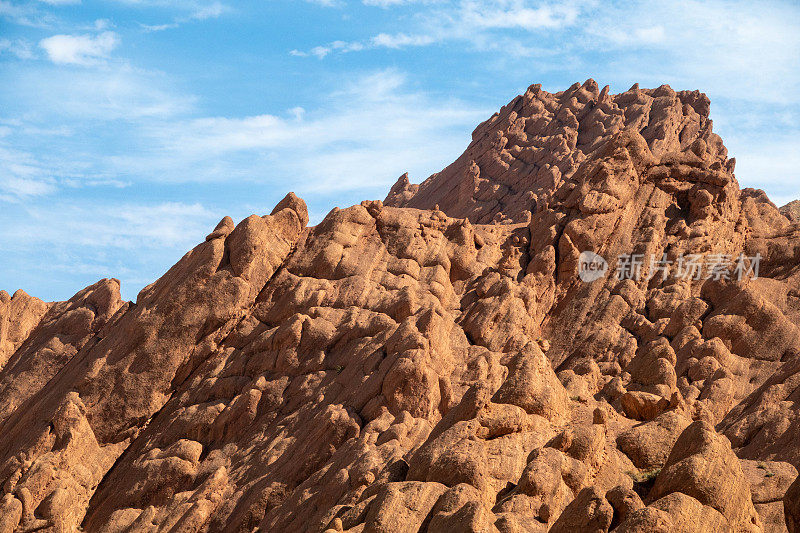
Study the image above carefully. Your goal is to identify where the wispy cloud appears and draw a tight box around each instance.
[0,144,57,202]
[0,0,55,27]
[11,201,218,249]
[140,22,178,32]
[580,0,800,104]
[290,40,365,58]
[710,98,800,198]
[290,32,436,57]
[0,64,483,209]
[292,0,586,57]
[361,0,444,6]
[7,62,196,119]
[38,0,81,5]
[188,0,226,19]
[0,55,195,203]
[39,31,119,65]
[0,38,35,59]
[116,0,229,31]
[291,0,799,110]
[362,0,411,6]
[107,69,489,193]
[371,32,436,48]
[0,128,131,203]
[1,200,220,300]
[304,0,343,7]
[458,0,580,30]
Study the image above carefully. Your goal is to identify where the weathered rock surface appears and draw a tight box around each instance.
[1,81,800,531]
[786,475,800,533]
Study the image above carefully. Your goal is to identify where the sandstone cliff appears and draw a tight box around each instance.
[1,80,799,532]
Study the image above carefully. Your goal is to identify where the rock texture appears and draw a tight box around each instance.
[1,81,800,532]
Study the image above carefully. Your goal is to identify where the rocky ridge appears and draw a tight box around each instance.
[0,80,799,532]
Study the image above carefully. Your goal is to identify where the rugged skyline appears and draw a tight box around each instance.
[2,0,799,301]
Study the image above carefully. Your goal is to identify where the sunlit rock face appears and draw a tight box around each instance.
[1,81,800,532]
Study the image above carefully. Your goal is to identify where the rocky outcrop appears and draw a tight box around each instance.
[742,460,798,533]
[780,200,800,223]
[1,82,799,531]
[0,279,124,425]
[385,80,728,226]
[647,421,761,531]
[0,290,51,372]
[786,475,800,533]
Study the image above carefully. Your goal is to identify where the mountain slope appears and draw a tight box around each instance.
[1,81,799,533]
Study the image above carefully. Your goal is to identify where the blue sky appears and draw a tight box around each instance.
[1,0,799,302]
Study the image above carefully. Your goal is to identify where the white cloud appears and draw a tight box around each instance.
[293,0,799,111]
[292,32,436,57]
[0,38,35,59]
[362,0,438,6]
[132,0,227,32]
[1,199,221,300]
[39,31,119,65]
[0,128,133,203]
[599,25,665,46]
[0,144,57,202]
[189,0,227,19]
[363,0,409,5]
[291,40,368,58]
[108,0,230,19]
[8,62,195,119]
[20,125,73,136]
[582,0,800,104]
[294,0,587,57]
[1,66,484,205]
[0,0,54,27]
[140,22,179,31]
[371,32,436,48]
[16,201,218,249]
[0,56,196,202]
[106,69,489,193]
[37,0,80,5]
[305,0,342,6]
[459,0,580,30]
[0,176,56,201]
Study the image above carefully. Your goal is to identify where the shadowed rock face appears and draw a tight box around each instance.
[1,82,799,532]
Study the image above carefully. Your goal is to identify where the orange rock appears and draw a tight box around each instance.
[1,82,800,531]
[786,475,800,533]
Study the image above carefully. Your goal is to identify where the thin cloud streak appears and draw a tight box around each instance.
[1,200,221,300]
[291,0,589,57]
[107,70,490,193]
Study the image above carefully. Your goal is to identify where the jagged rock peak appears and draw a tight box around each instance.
[385,80,729,225]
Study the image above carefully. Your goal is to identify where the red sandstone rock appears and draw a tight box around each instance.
[1,81,799,532]
[786,475,800,533]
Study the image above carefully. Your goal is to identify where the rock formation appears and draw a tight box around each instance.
[1,80,799,532]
